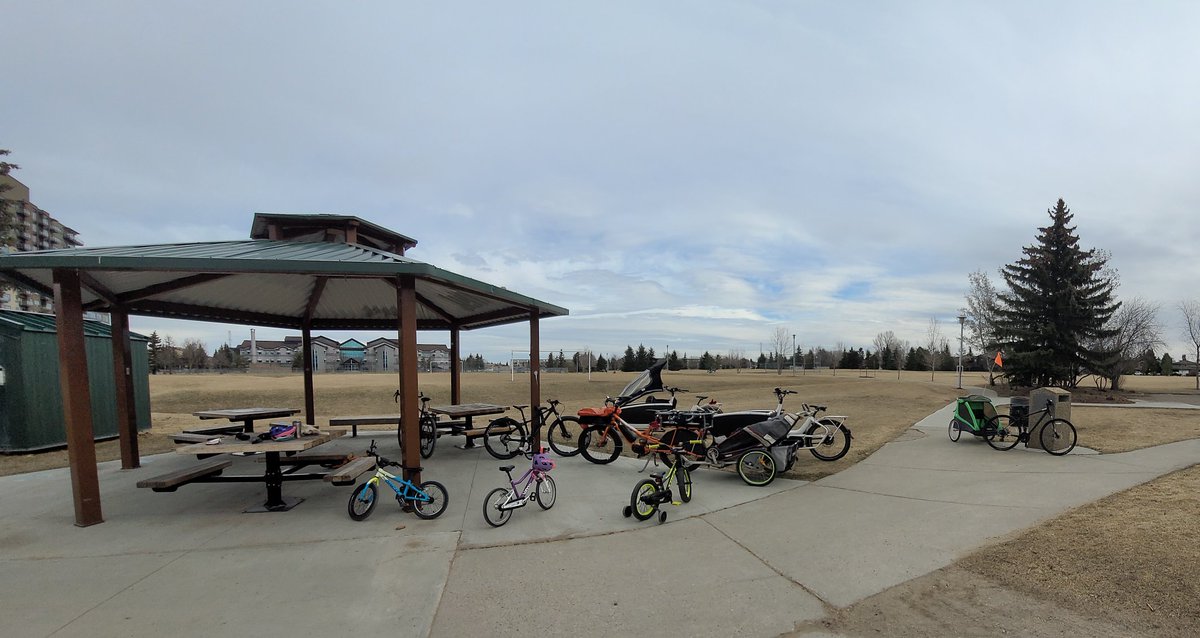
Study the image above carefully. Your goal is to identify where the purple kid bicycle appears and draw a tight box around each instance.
[482,449,557,527]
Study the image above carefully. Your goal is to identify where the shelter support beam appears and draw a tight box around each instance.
[53,269,104,526]
[450,326,461,405]
[529,310,541,449]
[302,322,315,425]
[110,308,140,469]
[397,276,421,485]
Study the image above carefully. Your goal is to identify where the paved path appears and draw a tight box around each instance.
[2,395,1197,637]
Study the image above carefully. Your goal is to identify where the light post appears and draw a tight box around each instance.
[956,312,967,390]
[792,334,796,376]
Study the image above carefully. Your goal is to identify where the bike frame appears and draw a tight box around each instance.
[368,463,434,504]
[1003,401,1055,443]
[496,466,550,509]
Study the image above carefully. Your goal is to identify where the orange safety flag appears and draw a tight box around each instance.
[994,351,1004,367]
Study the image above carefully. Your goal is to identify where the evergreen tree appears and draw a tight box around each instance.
[904,347,925,371]
[621,346,636,372]
[757,353,767,369]
[667,350,681,371]
[1161,353,1174,376]
[596,355,607,372]
[147,331,161,374]
[700,351,714,371]
[634,344,649,370]
[995,199,1120,388]
[1140,348,1159,375]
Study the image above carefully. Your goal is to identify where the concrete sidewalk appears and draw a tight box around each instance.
[2,398,1197,638]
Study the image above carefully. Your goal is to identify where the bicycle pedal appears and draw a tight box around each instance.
[670,501,682,506]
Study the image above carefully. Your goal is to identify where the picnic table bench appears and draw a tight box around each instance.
[136,459,233,492]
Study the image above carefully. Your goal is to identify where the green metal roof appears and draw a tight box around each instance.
[0,238,568,331]
[0,309,149,340]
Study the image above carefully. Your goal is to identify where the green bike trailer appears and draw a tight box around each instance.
[949,395,996,440]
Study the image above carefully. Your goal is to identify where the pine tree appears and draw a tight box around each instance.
[621,346,636,372]
[995,199,1120,388]
[147,331,161,373]
[596,355,607,372]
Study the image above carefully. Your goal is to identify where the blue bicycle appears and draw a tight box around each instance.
[347,440,449,521]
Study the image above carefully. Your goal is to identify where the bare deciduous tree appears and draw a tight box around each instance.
[1181,301,1200,390]
[925,318,942,381]
[770,327,791,375]
[965,270,1003,385]
[1089,298,1162,391]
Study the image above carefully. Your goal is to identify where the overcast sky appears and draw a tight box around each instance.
[5,2,1199,362]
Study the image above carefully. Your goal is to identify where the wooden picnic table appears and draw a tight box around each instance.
[190,407,302,435]
[170,430,342,512]
[428,403,506,449]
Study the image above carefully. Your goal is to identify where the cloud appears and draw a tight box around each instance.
[6,2,1200,359]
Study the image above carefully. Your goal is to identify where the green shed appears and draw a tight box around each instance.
[0,310,151,452]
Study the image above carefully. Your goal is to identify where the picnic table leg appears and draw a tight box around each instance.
[246,452,304,513]
[458,416,479,449]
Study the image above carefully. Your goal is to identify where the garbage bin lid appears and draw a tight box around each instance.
[1009,396,1030,406]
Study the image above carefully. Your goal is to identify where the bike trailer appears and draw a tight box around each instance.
[711,415,792,461]
[951,395,996,435]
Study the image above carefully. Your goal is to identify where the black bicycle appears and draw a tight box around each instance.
[984,399,1077,455]
[393,390,439,459]
[483,399,583,459]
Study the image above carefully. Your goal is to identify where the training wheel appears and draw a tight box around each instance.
[658,511,667,524]
[622,505,632,518]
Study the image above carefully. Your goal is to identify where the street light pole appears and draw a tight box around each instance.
[792,334,796,376]
[957,312,967,390]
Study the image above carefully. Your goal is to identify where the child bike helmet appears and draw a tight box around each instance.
[269,423,298,441]
[531,452,555,472]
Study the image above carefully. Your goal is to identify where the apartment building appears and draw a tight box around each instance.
[236,333,450,372]
[0,174,82,312]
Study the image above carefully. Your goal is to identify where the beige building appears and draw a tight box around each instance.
[1,174,82,312]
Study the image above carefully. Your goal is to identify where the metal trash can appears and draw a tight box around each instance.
[1009,396,1030,428]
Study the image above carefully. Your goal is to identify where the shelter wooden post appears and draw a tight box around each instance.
[53,269,103,526]
[110,308,140,469]
[450,326,461,405]
[301,323,315,425]
[529,310,541,449]
[397,276,421,484]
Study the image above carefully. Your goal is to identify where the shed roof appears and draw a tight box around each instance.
[0,309,149,340]
[0,238,567,331]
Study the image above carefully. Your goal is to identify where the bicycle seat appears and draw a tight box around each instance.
[650,472,665,481]
[420,396,431,403]
[500,465,515,472]
[547,399,560,406]
[512,404,529,410]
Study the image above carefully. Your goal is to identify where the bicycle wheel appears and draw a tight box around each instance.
[410,480,448,519]
[546,416,582,457]
[578,425,622,464]
[483,487,513,527]
[984,415,1020,451]
[1040,418,1077,456]
[630,479,658,521]
[535,474,557,510]
[419,415,437,459]
[948,419,962,442]
[677,466,692,503]
[484,417,527,460]
[657,428,705,470]
[807,421,851,461]
[737,449,777,486]
[347,482,378,521]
